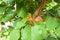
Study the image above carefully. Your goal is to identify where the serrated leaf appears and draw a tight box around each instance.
[14,18,27,29]
[45,16,58,30]
[9,29,20,40]
[31,22,47,40]
[21,25,31,40]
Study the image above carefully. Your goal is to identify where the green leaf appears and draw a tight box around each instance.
[17,7,28,18]
[2,27,8,35]
[0,7,5,15]
[55,25,60,37]
[31,22,47,40]
[45,16,58,30]
[45,36,56,40]
[0,7,5,20]
[0,1,6,6]
[57,10,60,16]
[54,0,60,3]
[2,36,7,40]
[9,29,20,40]
[1,8,16,22]
[14,18,27,29]
[46,1,57,10]
[21,25,31,40]
[3,0,13,4]
[0,15,2,20]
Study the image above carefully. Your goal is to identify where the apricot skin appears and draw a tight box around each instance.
[35,16,43,22]
[27,16,43,22]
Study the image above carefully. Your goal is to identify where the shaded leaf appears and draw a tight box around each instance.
[54,0,60,3]
[1,8,16,22]
[45,36,56,40]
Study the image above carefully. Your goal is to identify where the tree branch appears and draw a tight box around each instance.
[33,0,48,19]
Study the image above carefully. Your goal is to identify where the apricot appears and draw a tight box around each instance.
[35,16,43,22]
[27,16,43,22]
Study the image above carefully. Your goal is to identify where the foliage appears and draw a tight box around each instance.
[0,0,60,40]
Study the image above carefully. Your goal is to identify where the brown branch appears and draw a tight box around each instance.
[33,0,48,19]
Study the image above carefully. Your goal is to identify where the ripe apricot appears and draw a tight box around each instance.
[35,16,43,22]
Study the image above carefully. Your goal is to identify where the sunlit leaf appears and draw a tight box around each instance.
[9,29,20,40]
[55,25,60,37]
[0,1,6,6]
[14,18,27,29]
[31,22,47,40]
[46,1,57,10]
[17,7,28,18]
[45,16,58,30]
[3,0,13,4]
[21,25,31,40]
[0,7,5,15]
